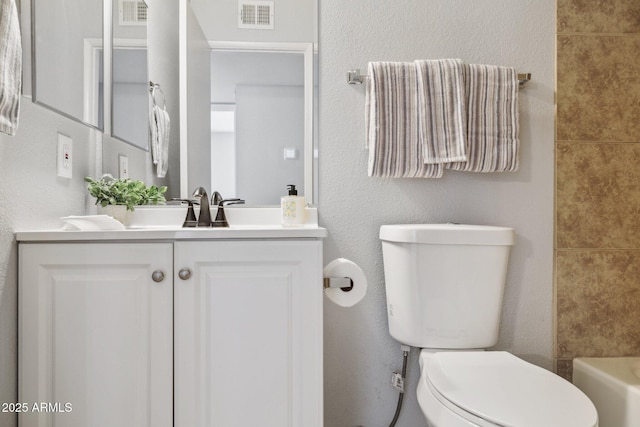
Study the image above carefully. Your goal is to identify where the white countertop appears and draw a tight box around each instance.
[16,206,327,242]
[15,226,327,242]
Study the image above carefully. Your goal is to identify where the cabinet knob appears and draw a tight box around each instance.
[151,270,165,282]
[178,268,192,281]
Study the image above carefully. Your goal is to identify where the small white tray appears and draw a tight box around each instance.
[61,215,126,231]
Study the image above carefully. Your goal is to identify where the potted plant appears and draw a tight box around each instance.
[85,174,167,224]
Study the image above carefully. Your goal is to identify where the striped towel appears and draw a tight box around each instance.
[447,64,519,172]
[415,59,467,164]
[0,0,22,136]
[366,62,443,178]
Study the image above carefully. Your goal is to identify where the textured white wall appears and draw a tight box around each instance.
[319,0,555,425]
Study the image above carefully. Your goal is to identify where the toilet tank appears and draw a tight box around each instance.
[380,224,515,349]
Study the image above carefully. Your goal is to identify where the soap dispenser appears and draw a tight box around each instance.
[281,184,305,226]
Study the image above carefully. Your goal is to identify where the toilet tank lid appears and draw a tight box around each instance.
[379,224,515,246]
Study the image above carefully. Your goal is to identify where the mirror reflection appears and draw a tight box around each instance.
[32,0,104,129]
[210,48,306,205]
[111,0,149,150]
[181,0,318,204]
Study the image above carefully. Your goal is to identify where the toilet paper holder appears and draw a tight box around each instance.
[323,258,366,306]
[323,276,354,292]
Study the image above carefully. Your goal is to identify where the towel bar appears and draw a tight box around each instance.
[347,69,532,88]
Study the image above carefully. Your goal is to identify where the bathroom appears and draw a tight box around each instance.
[0,0,638,426]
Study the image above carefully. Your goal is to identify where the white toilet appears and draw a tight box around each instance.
[380,224,598,427]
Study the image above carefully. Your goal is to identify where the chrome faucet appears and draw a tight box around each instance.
[192,187,212,227]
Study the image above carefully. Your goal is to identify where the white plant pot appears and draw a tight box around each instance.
[97,205,132,226]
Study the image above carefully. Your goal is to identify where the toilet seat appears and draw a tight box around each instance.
[420,350,598,427]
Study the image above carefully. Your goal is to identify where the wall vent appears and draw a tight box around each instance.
[238,1,274,30]
[119,0,147,27]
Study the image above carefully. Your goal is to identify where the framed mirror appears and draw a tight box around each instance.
[111,0,149,150]
[32,0,104,130]
[180,0,318,205]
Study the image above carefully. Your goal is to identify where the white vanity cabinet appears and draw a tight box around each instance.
[174,240,323,427]
[18,243,174,427]
[18,233,324,427]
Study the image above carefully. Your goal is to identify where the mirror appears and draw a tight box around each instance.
[31,0,319,203]
[32,0,104,129]
[111,0,149,150]
[180,0,318,204]
[32,0,151,150]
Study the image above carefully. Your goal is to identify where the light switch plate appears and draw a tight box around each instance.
[283,147,298,160]
[57,133,73,179]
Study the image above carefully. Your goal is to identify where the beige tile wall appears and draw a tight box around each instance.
[556,0,640,380]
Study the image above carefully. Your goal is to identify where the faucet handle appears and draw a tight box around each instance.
[211,191,223,205]
[168,198,192,205]
[217,198,245,207]
[212,199,245,227]
[171,199,198,227]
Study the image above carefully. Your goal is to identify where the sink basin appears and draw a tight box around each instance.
[127,205,188,229]
[573,357,640,427]
[127,205,319,229]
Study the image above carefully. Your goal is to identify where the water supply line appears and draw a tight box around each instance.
[388,345,411,427]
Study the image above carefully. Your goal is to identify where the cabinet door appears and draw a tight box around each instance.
[18,243,173,427]
[174,240,323,427]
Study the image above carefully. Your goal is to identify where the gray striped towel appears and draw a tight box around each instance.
[447,64,519,172]
[415,59,467,164]
[366,62,443,178]
[0,0,21,136]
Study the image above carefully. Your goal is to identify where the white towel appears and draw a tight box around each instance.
[149,104,160,164]
[366,61,443,178]
[447,64,519,172]
[415,59,467,164]
[0,0,22,136]
[149,104,170,178]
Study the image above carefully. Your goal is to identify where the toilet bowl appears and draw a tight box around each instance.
[417,350,598,427]
[379,224,599,427]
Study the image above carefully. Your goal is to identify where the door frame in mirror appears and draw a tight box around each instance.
[181,41,316,204]
[110,39,149,150]
[82,38,103,128]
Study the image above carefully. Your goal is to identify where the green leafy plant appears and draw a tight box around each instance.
[85,174,167,211]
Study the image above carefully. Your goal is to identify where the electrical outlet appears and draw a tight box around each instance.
[57,133,73,178]
[118,154,129,178]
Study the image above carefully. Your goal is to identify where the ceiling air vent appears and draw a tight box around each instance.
[238,1,274,30]
[119,0,148,27]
